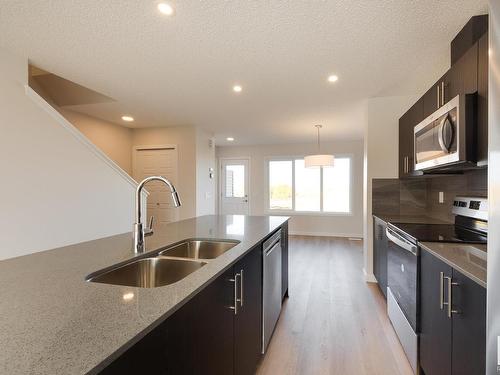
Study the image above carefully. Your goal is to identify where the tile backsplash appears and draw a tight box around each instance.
[372,169,487,223]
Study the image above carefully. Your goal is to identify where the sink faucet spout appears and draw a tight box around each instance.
[133,176,181,254]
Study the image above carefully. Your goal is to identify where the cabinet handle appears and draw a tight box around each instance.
[437,85,441,108]
[444,276,460,318]
[439,272,444,310]
[229,273,240,315]
[240,269,244,307]
[441,81,445,106]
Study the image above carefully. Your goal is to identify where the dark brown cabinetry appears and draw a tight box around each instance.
[419,249,486,375]
[98,239,272,375]
[400,26,489,173]
[477,32,489,166]
[373,216,388,298]
[399,99,423,178]
[233,244,263,375]
[281,221,289,299]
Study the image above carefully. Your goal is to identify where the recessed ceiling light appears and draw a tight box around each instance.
[122,292,134,301]
[157,2,174,15]
[327,75,339,83]
[121,115,134,122]
[233,85,242,93]
[226,137,235,141]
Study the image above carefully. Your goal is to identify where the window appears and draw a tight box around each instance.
[268,157,351,214]
[224,164,245,198]
[269,160,293,209]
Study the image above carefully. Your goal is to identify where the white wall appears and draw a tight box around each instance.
[0,48,136,260]
[216,140,364,237]
[362,95,417,280]
[196,128,216,216]
[59,109,134,175]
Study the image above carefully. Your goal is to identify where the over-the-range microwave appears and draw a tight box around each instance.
[414,94,477,172]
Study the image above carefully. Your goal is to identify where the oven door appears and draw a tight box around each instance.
[386,227,419,331]
[414,95,459,171]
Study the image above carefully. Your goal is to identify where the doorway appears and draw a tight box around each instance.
[219,158,250,215]
[133,145,179,224]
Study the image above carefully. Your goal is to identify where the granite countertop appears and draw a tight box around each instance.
[373,214,450,225]
[420,242,487,288]
[0,215,289,375]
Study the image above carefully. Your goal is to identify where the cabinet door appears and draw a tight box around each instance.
[423,81,442,119]
[234,245,263,375]
[477,33,488,165]
[399,99,423,178]
[281,222,289,299]
[451,269,486,375]
[420,249,452,375]
[99,290,196,375]
[373,217,387,297]
[193,267,235,375]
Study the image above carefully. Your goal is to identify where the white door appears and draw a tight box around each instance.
[133,146,179,224]
[220,159,250,215]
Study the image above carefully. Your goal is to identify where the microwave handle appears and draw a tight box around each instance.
[438,115,453,153]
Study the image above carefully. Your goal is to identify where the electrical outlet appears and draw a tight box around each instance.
[439,191,444,204]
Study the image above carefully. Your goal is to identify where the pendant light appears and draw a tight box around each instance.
[304,125,334,168]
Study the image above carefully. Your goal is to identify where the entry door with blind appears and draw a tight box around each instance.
[133,146,179,224]
[220,159,249,215]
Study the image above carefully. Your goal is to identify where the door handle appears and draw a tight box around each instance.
[439,272,444,310]
[240,269,244,307]
[437,84,441,108]
[441,81,445,106]
[228,273,240,315]
[443,275,459,318]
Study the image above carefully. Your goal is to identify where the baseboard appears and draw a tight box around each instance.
[289,230,363,238]
[363,268,378,283]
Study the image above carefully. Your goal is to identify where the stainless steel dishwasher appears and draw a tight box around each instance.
[262,229,282,353]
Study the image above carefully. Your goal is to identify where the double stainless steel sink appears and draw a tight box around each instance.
[86,239,239,288]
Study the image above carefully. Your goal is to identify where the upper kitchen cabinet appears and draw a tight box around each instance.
[399,98,423,178]
[422,43,477,120]
[477,32,488,166]
[422,71,450,119]
[450,15,488,65]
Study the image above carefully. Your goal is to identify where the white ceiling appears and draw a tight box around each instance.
[0,0,488,145]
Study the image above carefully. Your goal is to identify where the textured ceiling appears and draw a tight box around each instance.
[0,0,488,145]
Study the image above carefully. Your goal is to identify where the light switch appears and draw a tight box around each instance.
[439,191,444,204]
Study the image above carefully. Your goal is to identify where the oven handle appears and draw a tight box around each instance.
[386,227,418,256]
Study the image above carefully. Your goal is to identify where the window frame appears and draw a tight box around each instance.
[265,154,353,216]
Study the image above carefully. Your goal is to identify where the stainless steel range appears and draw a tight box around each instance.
[385,196,487,374]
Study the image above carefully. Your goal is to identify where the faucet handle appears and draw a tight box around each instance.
[144,215,154,236]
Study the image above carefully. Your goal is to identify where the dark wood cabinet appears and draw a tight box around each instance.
[234,244,263,375]
[420,249,486,375]
[450,269,487,375]
[401,26,489,173]
[420,249,452,375]
[477,32,489,166]
[193,267,235,375]
[423,77,444,119]
[399,98,423,178]
[448,42,478,100]
[372,216,388,298]
[281,221,289,299]
[97,232,287,375]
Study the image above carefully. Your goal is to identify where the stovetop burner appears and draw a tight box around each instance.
[390,223,487,244]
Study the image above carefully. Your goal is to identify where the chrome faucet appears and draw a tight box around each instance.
[133,176,181,254]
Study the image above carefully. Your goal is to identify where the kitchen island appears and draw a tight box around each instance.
[0,215,289,375]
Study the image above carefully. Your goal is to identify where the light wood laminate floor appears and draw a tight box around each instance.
[257,236,413,375]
